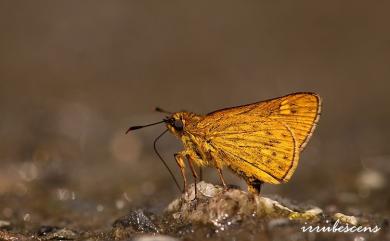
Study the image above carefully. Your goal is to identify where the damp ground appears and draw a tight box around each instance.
[0,178,388,241]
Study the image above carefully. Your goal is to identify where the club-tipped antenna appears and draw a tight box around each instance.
[125,120,166,134]
[153,129,181,192]
[155,107,172,114]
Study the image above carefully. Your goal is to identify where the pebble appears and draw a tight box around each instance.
[133,234,179,241]
[38,226,77,240]
[113,209,158,233]
[333,213,359,225]
[0,220,11,229]
[357,169,386,191]
[302,207,323,217]
[37,225,60,236]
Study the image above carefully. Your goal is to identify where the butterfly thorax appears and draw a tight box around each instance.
[166,112,211,166]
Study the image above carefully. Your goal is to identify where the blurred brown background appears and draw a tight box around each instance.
[0,1,388,227]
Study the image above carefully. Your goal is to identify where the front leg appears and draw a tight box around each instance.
[174,152,187,193]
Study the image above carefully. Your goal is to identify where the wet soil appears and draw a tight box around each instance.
[0,181,388,241]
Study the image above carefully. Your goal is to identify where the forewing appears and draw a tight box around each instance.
[269,93,321,150]
[198,92,321,151]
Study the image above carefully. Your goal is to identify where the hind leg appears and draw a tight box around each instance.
[186,154,199,198]
[216,168,228,189]
[247,179,264,194]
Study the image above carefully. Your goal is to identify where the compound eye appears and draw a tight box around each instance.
[173,119,183,131]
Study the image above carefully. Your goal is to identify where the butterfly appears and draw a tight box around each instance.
[127,92,321,194]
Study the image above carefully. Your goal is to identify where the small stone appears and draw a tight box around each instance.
[23,213,31,222]
[133,234,179,241]
[288,207,323,221]
[354,236,366,241]
[116,199,125,210]
[37,227,77,240]
[356,169,386,191]
[37,226,60,236]
[304,207,323,216]
[0,220,11,229]
[257,196,294,217]
[113,209,158,233]
[333,212,359,225]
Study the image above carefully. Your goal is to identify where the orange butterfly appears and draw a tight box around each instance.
[127,92,321,194]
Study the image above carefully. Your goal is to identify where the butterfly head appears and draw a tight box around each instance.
[165,112,186,137]
[125,108,199,139]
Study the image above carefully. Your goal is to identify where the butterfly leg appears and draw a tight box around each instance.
[247,179,263,194]
[186,154,199,199]
[216,168,228,189]
[174,153,187,193]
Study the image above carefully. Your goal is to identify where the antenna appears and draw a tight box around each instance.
[125,120,166,134]
[155,107,172,114]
